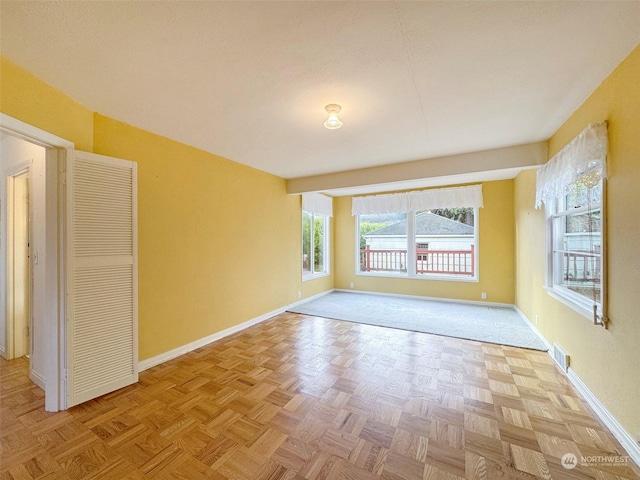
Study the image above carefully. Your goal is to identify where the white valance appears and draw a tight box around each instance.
[351,185,483,216]
[535,122,608,209]
[302,192,333,217]
[351,191,411,215]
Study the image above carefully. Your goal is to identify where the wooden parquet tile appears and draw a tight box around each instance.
[2,312,639,479]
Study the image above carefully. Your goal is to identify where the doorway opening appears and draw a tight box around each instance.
[1,132,44,391]
[1,114,74,411]
[7,169,32,361]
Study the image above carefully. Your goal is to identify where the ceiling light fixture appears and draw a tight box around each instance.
[324,104,343,130]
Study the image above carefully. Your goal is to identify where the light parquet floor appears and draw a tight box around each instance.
[1,312,639,480]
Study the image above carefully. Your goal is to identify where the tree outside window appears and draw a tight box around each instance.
[302,211,329,277]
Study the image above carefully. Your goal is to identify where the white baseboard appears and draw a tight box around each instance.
[513,307,639,468]
[566,368,640,468]
[333,288,513,309]
[138,310,280,371]
[30,369,46,390]
[513,306,553,351]
[138,289,334,372]
[285,289,334,310]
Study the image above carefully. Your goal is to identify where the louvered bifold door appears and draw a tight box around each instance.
[67,151,138,407]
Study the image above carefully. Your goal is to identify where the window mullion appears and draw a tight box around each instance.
[407,211,416,276]
[551,203,600,218]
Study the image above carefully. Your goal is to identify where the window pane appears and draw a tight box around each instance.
[358,213,407,273]
[314,215,326,274]
[416,208,475,276]
[559,208,601,303]
[302,211,312,275]
[302,211,328,277]
[566,179,602,209]
[565,210,601,235]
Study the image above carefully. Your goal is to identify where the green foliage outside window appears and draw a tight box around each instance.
[302,212,327,274]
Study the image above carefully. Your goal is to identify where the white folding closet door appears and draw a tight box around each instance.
[67,151,138,407]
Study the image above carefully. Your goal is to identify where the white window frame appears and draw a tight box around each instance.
[355,208,479,282]
[545,179,605,320]
[302,210,330,280]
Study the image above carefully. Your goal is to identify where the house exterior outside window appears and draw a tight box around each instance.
[357,209,477,280]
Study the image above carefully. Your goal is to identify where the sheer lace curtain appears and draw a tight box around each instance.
[535,122,608,208]
[351,185,483,216]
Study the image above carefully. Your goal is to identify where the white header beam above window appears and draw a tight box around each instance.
[351,185,483,216]
[302,192,333,217]
[535,121,607,209]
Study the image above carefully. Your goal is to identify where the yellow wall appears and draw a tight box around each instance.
[0,58,94,151]
[514,44,640,438]
[1,57,323,361]
[335,180,515,304]
[93,115,305,359]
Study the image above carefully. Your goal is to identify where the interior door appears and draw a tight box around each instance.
[66,151,138,407]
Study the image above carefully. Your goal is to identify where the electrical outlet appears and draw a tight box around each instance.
[350,282,354,288]
[535,315,539,325]
[481,292,487,299]
[297,291,301,299]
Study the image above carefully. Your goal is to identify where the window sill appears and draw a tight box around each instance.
[544,285,598,320]
[302,272,330,282]
[356,272,478,283]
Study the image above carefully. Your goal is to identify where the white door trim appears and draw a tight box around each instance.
[0,113,74,412]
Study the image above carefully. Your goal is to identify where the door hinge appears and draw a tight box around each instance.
[63,368,68,381]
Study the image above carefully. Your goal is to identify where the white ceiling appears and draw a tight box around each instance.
[1,1,639,185]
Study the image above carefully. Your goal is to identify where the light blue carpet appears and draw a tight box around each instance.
[288,291,548,351]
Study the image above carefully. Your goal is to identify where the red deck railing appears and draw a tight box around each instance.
[360,246,475,276]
